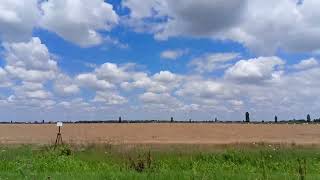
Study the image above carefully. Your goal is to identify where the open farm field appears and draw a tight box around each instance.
[0,123,320,145]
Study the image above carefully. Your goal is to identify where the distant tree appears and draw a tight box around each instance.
[42,120,45,124]
[215,117,218,122]
[119,116,122,123]
[171,117,174,123]
[189,119,192,123]
[307,114,311,122]
[275,116,278,123]
[245,112,250,122]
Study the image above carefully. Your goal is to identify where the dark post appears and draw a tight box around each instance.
[119,116,122,123]
[307,114,311,122]
[275,116,278,123]
[171,117,174,123]
[245,112,250,123]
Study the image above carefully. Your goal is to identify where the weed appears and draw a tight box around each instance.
[128,151,153,172]
[298,158,307,180]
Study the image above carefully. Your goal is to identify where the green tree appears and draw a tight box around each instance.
[307,114,311,122]
[245,112,250,122]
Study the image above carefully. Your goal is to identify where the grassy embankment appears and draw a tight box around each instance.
[0,144,320,179]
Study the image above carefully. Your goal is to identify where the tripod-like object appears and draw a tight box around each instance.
[55,126,63,147]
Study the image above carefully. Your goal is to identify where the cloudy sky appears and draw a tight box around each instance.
[0,0,319,121]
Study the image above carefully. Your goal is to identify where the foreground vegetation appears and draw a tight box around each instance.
[0,144,320,179]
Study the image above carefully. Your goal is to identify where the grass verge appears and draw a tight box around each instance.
[0,144,319,179]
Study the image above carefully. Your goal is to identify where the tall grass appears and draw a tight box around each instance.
[0,144,320,179]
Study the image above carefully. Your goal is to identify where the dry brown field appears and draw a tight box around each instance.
[0,123,320,145]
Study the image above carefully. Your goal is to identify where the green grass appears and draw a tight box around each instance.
[0,144,320,179]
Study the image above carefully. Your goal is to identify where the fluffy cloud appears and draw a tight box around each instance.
[225,57,285,83]
[53,74,80,96]
[95,63,131,83]
[224,0,318,54]
[76,62,142,92]
[1,54,320,120]
[123,0,246,39]
[0,37,62,109]
[76,73,115,90]
[0,37,86,109]
[4,0,320,54]
[93,91,127,105]
[121,70,182,93]
[79,66,184,108]
[139,92,180,105]
[0,0,40,42]
[176,77,238,105]
[40,0,119,47]
[58,98,89,108]
[75,63,143,105]
[0,1,121,47]
[123,0,320,54]
[5,80,56,110]
[189,53,239,73]
[3,37,58,82]
[160,49,188,60]
[13,82,52,100]
[153,71,179,83]
[0,67,12,87]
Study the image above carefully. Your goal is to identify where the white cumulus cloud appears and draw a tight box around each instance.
[0,0,40,42]
[40,0,119,47]
[225,57,285,83]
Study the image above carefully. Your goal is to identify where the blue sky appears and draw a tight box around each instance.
[0,0,320,121]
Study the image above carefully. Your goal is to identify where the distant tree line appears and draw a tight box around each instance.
[242,112,318,124]
[2,113,320,124]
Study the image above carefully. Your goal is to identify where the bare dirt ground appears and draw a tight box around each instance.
[0,123,320,145]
